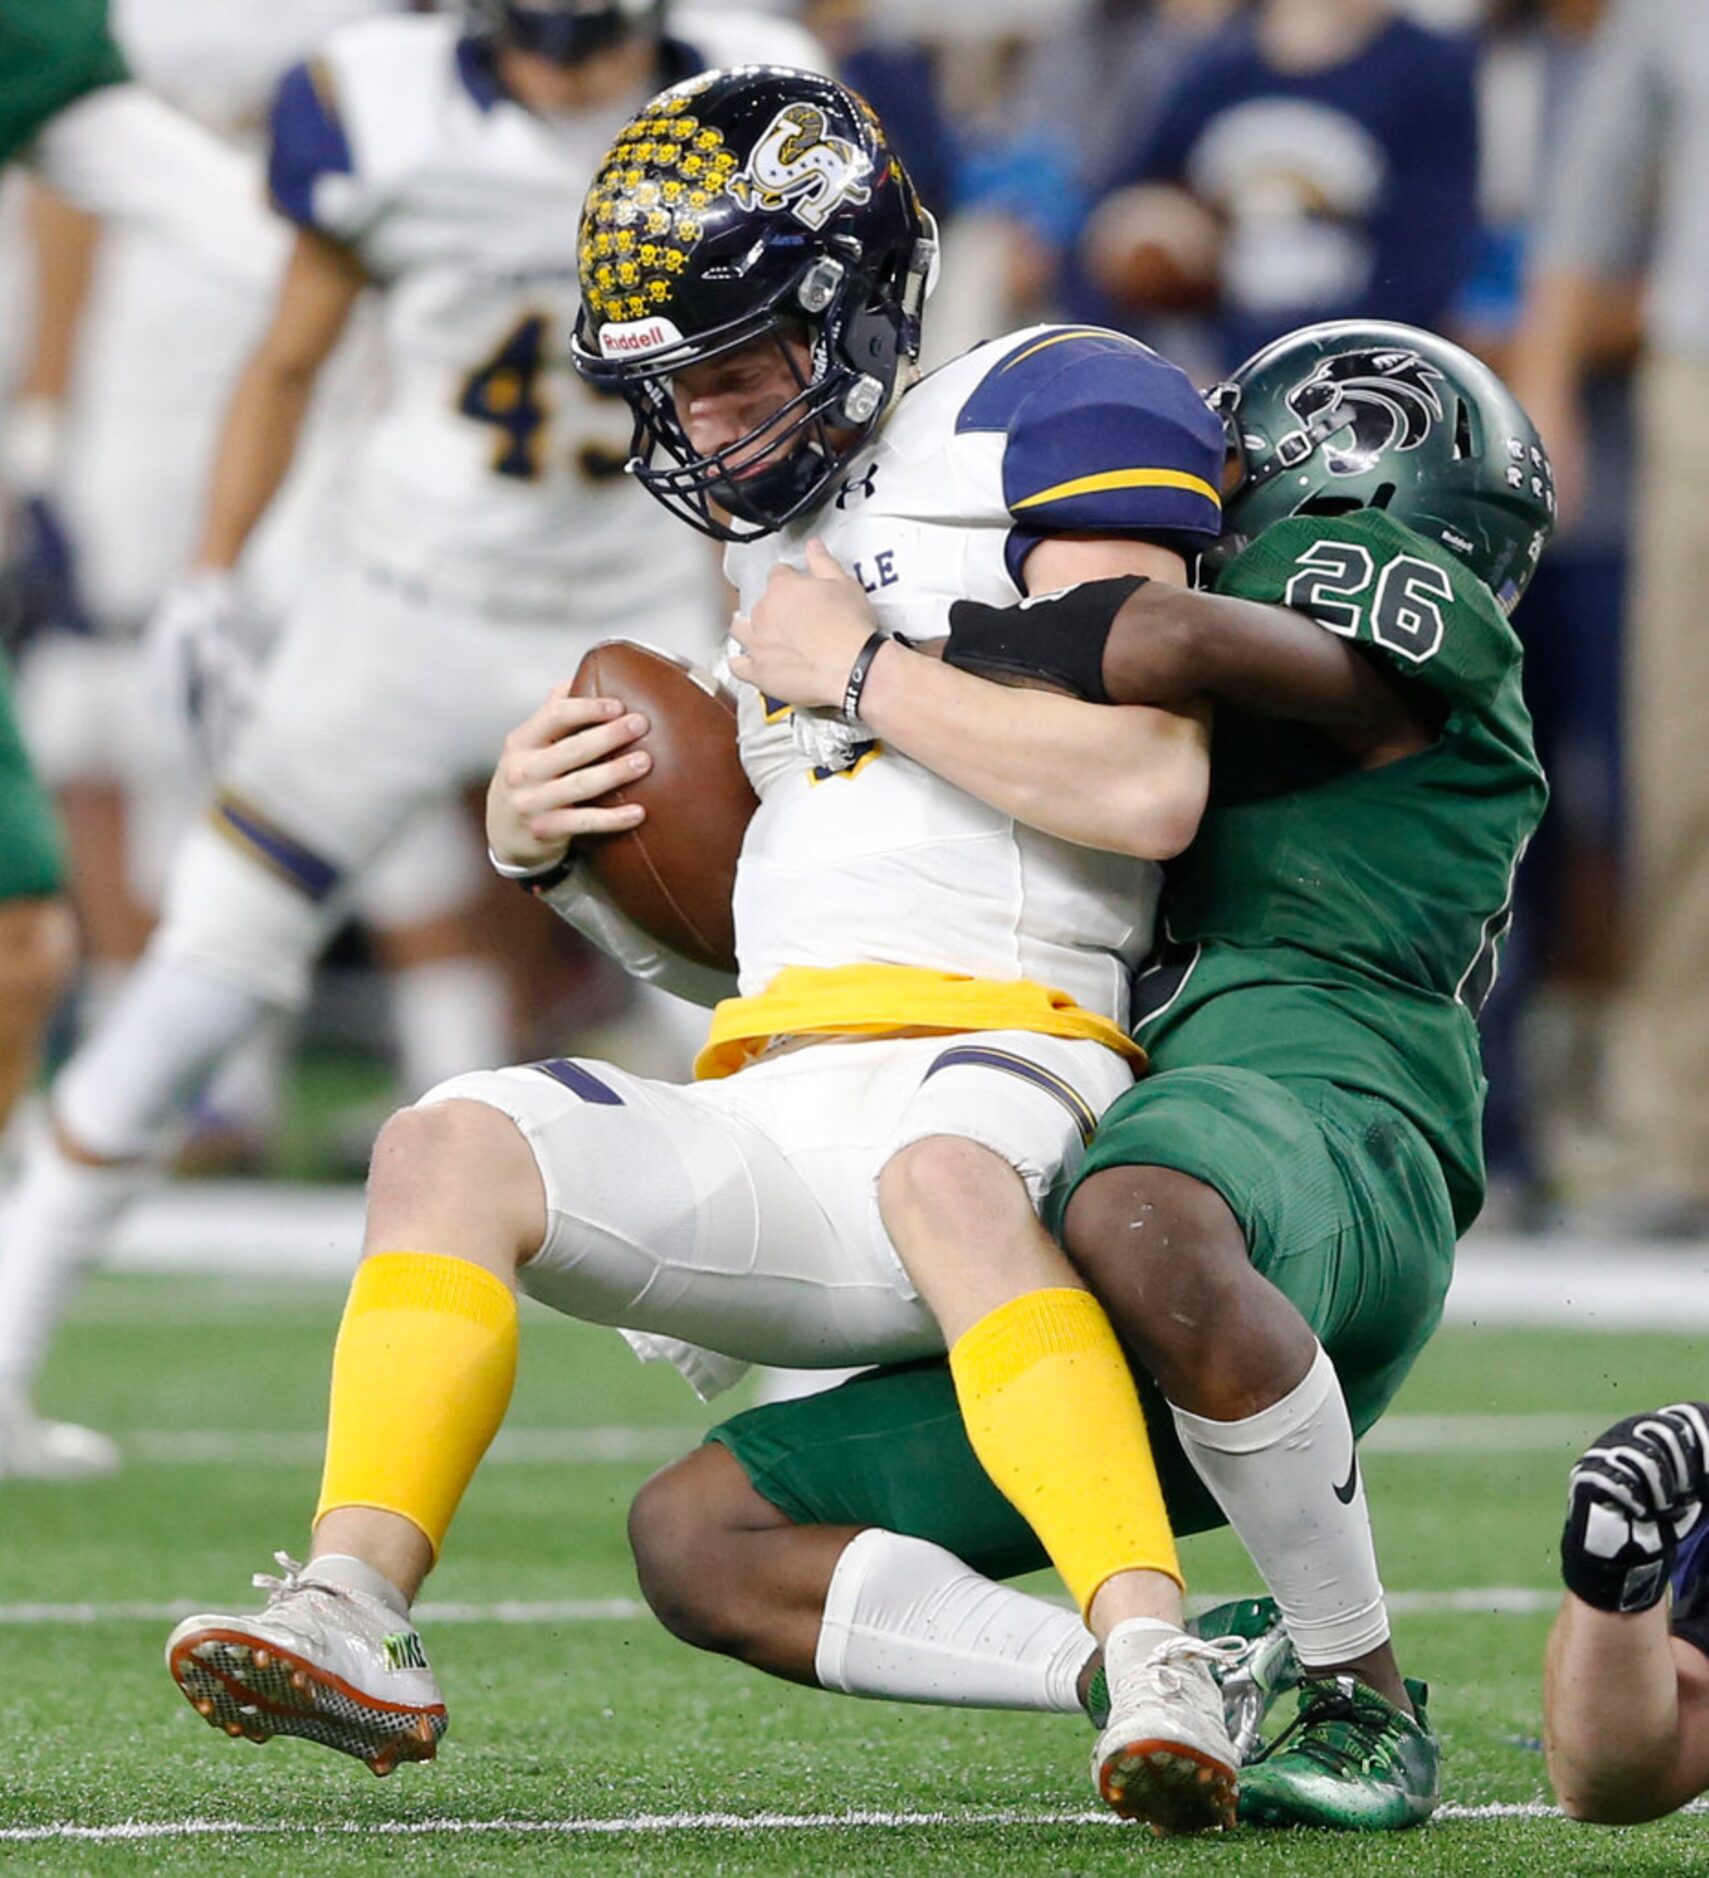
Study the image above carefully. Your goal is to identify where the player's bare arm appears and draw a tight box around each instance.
[194,228,365,569]
[731,539,1210,861]
[946,575,1439,767]
[1545,1403,1709,1823]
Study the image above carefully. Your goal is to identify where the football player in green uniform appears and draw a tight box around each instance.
[623,321,1553,1832]
[0,0,281,1474]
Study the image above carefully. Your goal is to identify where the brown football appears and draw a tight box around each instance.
[568,640,757,974]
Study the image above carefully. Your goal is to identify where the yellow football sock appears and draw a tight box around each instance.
[315,1251,518,1558]
[948,1286,1180,1617]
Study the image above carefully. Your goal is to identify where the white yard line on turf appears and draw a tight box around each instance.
[4,1801,1705,1841]
[116,1411,1596,1469]
[0,1588,1563,1625]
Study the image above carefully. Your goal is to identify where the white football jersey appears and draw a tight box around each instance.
[270,8,825,617]
[721,324,1228,1040]
[113,0,401,134]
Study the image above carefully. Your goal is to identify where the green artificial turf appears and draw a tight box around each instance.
[2,1275,1704,1873]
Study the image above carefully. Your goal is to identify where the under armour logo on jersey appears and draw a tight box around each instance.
[836,464,880,509]
[729,104,873,232]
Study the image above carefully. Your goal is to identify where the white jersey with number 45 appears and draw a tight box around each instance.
[268,8,825,619]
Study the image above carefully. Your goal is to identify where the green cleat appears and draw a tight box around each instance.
[1238,1675,1439,1830]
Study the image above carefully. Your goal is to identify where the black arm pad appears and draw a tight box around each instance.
[943,575,1148,703]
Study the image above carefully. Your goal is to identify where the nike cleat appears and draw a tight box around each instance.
[167,1554,446,1776]
[1092,1630,1246,1834]
[1238,1674,1439,1829]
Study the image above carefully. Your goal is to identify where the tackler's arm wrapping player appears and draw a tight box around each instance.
[1547,1402,1709,1823]
[626,319,1554,1833]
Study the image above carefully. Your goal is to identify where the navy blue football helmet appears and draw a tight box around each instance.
[467,0,663,68]
[572,66,938,539]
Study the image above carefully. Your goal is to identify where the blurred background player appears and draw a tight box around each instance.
[0,0,292,1473]
[1547,1401,1709,1821]
[0,0,826,1481]
[3,0,416,1173]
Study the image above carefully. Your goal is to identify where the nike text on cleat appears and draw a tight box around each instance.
[1092,1631,1246,1834]
[1238,1674,1439,1830]
[0,1390,120,1480]
[166,1553,446,1775]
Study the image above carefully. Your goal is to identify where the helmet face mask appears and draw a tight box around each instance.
[1211,321,1556,615]
[573,68,936,541]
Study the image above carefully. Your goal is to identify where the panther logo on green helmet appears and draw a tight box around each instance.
[1282,348,1446,477]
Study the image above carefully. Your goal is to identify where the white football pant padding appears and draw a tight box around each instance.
[151,820,337,1012]
[1170,1344,1391,1667]
[388,958,511,1099]
[417,1030,1127,1372]
[0,1119,153,1394]
[815,1528,1091,1712]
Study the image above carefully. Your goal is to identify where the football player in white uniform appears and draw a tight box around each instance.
[0,4,825,1479]
[165,69,1246,1831]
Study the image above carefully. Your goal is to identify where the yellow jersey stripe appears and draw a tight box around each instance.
[1012,467,1222,512]
[1002,328,1139,373]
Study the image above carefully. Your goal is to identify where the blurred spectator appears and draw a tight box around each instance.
[1080,0,1479,370]
[975,0,1238,320]
[1455,0,1634,1221]
[802,1,957,219]
[1509,0,1709,1236]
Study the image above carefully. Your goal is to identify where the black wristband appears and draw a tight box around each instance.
[841,629,888,721]
[517,852,577,897]
[943,575,1147,702]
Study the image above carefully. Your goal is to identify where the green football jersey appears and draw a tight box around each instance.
[1135,509,1548,1231]
[0,0,127,172]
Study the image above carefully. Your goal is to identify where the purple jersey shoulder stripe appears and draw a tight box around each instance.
[531,1059,625,1105]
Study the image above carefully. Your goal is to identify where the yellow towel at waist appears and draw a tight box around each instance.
[694,964,1147,1081]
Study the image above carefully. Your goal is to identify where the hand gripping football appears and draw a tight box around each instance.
[567,640,757,973]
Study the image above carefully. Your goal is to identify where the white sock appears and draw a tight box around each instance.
[0,949,269,1398]
[1103,1615,1187,1697]
[309,1552,411,1620]
[814,1528,1092,1712]
[196,1013,288,1139]
[0,1120,152,1396]
[388,957,510,1098]
[55,948,269,1159]
[1170,1344,1389,1668]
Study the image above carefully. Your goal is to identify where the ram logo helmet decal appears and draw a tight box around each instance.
[1282,348,1446,477]
[729,104,873,231]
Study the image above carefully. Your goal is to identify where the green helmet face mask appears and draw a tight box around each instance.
[1210,320,1557,615]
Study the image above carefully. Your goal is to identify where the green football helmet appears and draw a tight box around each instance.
[1210,321,1555,614]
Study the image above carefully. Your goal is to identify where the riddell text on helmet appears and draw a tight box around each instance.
[598,315,685,357]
